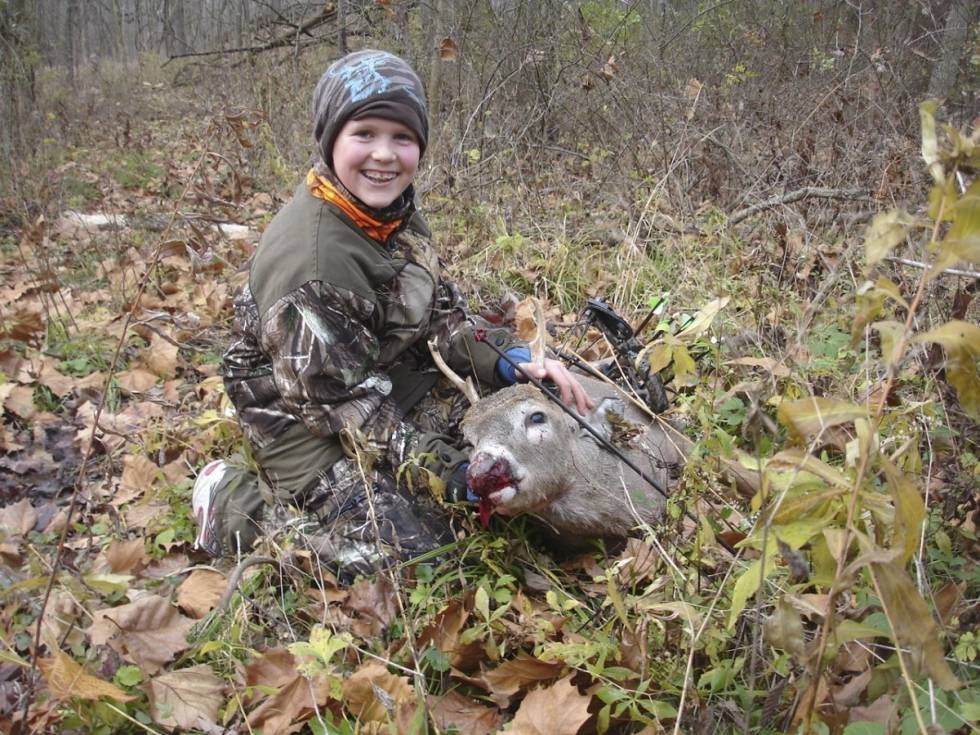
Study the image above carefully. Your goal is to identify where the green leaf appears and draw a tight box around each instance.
[113,665,143,687]
[475,585,491,621]
[728,551,775,629]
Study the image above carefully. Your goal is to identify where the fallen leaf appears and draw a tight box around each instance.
[141,333,180,379]
[428,690,501,735]
[4,385,36,419]
[103,538,150,574]
[0,498,38,537]
[245,648,333,735]
[341,661,414,723]
[483,654,562,699]
[508,676,591,735]
[344,576,397,637]
[87,595,195,674]
[116,368,159,394]
[119,454,161,497]
[39,650,134,702]
[177,570,227,618]
[146,664,224,731]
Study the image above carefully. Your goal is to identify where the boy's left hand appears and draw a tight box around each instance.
[516,358,594,415]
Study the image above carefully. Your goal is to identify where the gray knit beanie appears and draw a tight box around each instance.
[313,49,428,168]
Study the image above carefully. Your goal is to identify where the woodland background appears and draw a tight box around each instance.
[0,1,978,734]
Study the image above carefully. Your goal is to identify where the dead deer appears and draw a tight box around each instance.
[460,372,684,537]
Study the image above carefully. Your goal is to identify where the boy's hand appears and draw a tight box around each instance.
[516,358,594,415]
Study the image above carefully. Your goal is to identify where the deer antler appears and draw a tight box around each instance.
[428,339,480,405]
[527,298,548,368]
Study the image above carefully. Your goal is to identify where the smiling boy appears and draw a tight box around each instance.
[193,50,588,577]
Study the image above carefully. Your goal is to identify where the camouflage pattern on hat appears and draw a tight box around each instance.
[313,49,428,167]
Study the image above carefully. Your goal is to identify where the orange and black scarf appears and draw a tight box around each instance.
[306,169,406,243]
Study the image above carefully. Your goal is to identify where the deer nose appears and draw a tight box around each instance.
[466,452,514,498]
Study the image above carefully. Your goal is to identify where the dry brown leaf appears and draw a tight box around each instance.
[116,368,159,394]
[32,589,85,652]
[123,501,170,530]
[439,36,459,61]
[508,676,591,735]
[38,362,75,397]
[245,648,333,735]
[0,498,38,537]
[103,538,150,574]
[848,694,899,728]
[616,538,661,585]
[344,576,397,637]
[428,690,501,735]
[483,654,562,699]
[831,669,871,707]
[39,650,134,702]
[87,594,195,674]
[177,570,227,618]
[119,454,161,497]
[4,385,36,419]
[341,661,414,723]
[417,600,468,657]
[145,664,225,731]
[141,333,180,379]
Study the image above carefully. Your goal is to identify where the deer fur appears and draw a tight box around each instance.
[462,373,683,538]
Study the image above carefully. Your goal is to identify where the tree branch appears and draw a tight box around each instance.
[729,187,869,225]
[163,5,337,64]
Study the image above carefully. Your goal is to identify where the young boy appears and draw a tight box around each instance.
[193,49,589,576]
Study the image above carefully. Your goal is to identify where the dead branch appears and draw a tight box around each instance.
[885,256,980,280]
[729,187,869,225]
[163,5,337,64]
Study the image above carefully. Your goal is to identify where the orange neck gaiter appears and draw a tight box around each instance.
[306,169,404,243]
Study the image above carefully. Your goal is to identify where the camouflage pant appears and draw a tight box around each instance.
[209,386,468,576]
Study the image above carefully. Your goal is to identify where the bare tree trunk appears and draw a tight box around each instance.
[0,0,37,163]
[927,0,977,100]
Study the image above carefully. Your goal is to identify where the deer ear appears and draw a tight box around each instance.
[579,396,626,444]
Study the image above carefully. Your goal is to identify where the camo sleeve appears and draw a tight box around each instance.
[260,281,399,441]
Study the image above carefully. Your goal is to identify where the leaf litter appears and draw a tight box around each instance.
[0,78,977,735]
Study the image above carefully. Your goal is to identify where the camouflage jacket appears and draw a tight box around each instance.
[223,181,518,491]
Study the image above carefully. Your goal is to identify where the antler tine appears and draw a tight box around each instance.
[427,339,480,406]
[528,298,548,368]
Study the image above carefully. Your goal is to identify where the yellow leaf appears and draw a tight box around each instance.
[872,320,905,368]
[777,397,869,440]
[671,343,698,387]
[39,651,134,702]
[869,561,961,690]
[641,342,673,374]
[914,320,980,354]
[675,296,729,340]
[880,458,925,565]
[864,211,915,265]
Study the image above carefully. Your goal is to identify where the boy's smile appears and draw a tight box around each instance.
[332,116,420,209]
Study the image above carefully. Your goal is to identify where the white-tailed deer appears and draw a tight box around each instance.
[461,372,683,537]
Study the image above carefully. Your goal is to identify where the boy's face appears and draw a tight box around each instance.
[332,116,420,209]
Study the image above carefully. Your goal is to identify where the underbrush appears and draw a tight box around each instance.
[0,43,976,735]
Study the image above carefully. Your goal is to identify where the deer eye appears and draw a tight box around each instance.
[527,411,547,426]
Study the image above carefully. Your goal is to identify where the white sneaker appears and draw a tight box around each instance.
[192,460,229,557]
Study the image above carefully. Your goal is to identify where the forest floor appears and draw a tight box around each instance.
[0,60,978,735]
